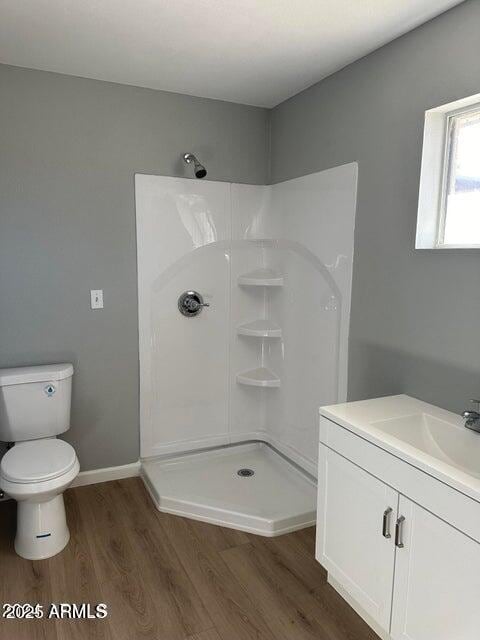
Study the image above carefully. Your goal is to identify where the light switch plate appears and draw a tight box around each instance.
[90,289,104,309]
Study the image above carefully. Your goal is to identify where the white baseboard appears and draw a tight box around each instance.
[0,461,141,500]
[71,461,141,488]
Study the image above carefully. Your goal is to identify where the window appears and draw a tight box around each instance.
[416,94,480,249]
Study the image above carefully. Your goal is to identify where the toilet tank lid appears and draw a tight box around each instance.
[0,363,74,387]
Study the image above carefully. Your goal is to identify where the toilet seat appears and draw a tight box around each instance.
[0,439,77,484]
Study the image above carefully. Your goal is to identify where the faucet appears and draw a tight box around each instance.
[461,399,480,433]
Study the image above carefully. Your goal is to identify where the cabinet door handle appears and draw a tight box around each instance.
[382,507,393,538]
[395,515,405,548]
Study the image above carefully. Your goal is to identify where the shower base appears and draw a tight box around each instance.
[141,442,316,536]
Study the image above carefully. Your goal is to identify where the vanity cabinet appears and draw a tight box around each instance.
[391,496,480,640]
[316,446,397,631]
[317,415,480,640]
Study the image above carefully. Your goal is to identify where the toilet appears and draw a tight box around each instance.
[0,363,79,560]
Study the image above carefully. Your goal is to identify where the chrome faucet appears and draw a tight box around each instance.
[461,399,480,433]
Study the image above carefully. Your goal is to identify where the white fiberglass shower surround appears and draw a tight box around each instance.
[135,163,357,535]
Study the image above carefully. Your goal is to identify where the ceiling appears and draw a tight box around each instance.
[0,0,464,108]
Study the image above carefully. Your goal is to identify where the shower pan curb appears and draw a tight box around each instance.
[140,442,317,537]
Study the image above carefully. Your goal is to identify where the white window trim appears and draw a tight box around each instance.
[416,92,480,249]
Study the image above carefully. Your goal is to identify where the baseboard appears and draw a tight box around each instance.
[71,461,141,488]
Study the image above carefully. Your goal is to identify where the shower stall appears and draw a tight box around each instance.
[135,163,357,535]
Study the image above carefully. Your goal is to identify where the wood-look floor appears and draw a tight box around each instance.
[0,477,379,640]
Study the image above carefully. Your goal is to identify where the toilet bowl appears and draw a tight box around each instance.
[0,363,78,560]
[0,438,80,560]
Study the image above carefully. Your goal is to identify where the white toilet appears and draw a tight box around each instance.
[0,363,79,560]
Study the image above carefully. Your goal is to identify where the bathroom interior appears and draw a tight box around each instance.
[0,1,479,639]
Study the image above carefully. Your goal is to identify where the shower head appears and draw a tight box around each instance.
[183,153,207,179]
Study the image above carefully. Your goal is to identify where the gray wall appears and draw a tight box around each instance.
[0,64,269,470]
[270,0,480,414]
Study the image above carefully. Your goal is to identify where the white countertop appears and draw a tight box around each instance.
[321,394,480,503]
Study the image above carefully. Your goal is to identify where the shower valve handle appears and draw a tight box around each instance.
[186,299,209,311]
[178,291,210,317]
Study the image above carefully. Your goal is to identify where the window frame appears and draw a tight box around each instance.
[416,93,480,250]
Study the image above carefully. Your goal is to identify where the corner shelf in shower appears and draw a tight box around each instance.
[237,268,284,287]
[237,320,282,338]
[236,367,281,388]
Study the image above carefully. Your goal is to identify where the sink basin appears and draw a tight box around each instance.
[370,413,480,480]
[321,395,480,502]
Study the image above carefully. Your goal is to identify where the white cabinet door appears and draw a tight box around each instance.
[316,445,398,632]
[391,496,480,640]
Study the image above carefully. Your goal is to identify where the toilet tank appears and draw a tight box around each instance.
[0,364,74,442]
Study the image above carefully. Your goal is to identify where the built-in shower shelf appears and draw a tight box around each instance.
[237,320,282,338]
[236,367,281,388]
[238,268,284,287]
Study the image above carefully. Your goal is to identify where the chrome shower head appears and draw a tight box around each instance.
[183,153,207,179]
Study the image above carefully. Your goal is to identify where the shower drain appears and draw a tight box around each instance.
[237,468,255,478]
